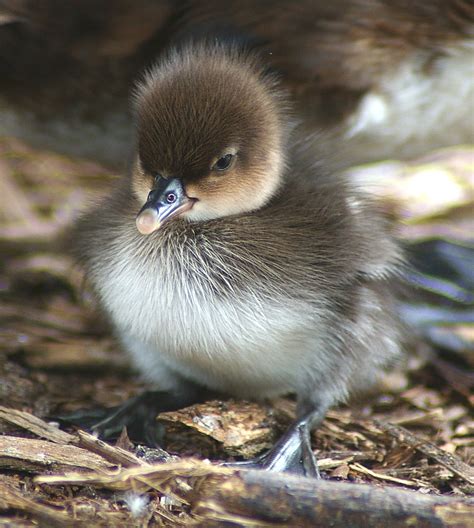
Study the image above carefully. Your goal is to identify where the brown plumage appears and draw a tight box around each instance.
[73,44,403,473]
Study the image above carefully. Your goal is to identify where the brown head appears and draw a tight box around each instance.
[131,44,290,234]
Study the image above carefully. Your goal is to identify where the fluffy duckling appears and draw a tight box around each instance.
[73,44,403,474]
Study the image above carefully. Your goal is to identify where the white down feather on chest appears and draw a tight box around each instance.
[91,238,330,399]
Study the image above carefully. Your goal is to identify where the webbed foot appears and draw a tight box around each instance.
[57,389,203,445]
[226,411,322,478]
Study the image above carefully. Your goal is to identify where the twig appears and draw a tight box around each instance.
[75,430,146,468]
[349,462,421,488]
[377,421,474,485]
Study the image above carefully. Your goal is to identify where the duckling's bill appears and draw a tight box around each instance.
[136,177,194,235]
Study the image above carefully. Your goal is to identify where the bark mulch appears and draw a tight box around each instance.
[0,137,472,526]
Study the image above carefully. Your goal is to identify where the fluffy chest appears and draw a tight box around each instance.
[90,237,323,396]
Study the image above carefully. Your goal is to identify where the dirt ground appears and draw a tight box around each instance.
[0,137,473,526]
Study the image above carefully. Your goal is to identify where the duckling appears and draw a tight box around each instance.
[72,43,403,474]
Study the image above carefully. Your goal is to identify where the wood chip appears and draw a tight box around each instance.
[0,405,75,444]
[158,400,277,458]
[0,436,114,473]
[331,464,351,479]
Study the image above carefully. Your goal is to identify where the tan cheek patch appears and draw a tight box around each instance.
[184,182,200,200]
[185,171,267,220]
[185,178,224,200]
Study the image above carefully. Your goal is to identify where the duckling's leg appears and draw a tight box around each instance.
[58,385,212,446]
[229,406,327,478]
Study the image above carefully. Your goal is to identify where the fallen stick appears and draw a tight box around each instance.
[195,469,474,528]
[36,460,474,528]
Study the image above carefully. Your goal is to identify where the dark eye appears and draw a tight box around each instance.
[213,153,234,171]
[165,192,177,203]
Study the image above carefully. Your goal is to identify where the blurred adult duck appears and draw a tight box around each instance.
[0,0,472,168]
